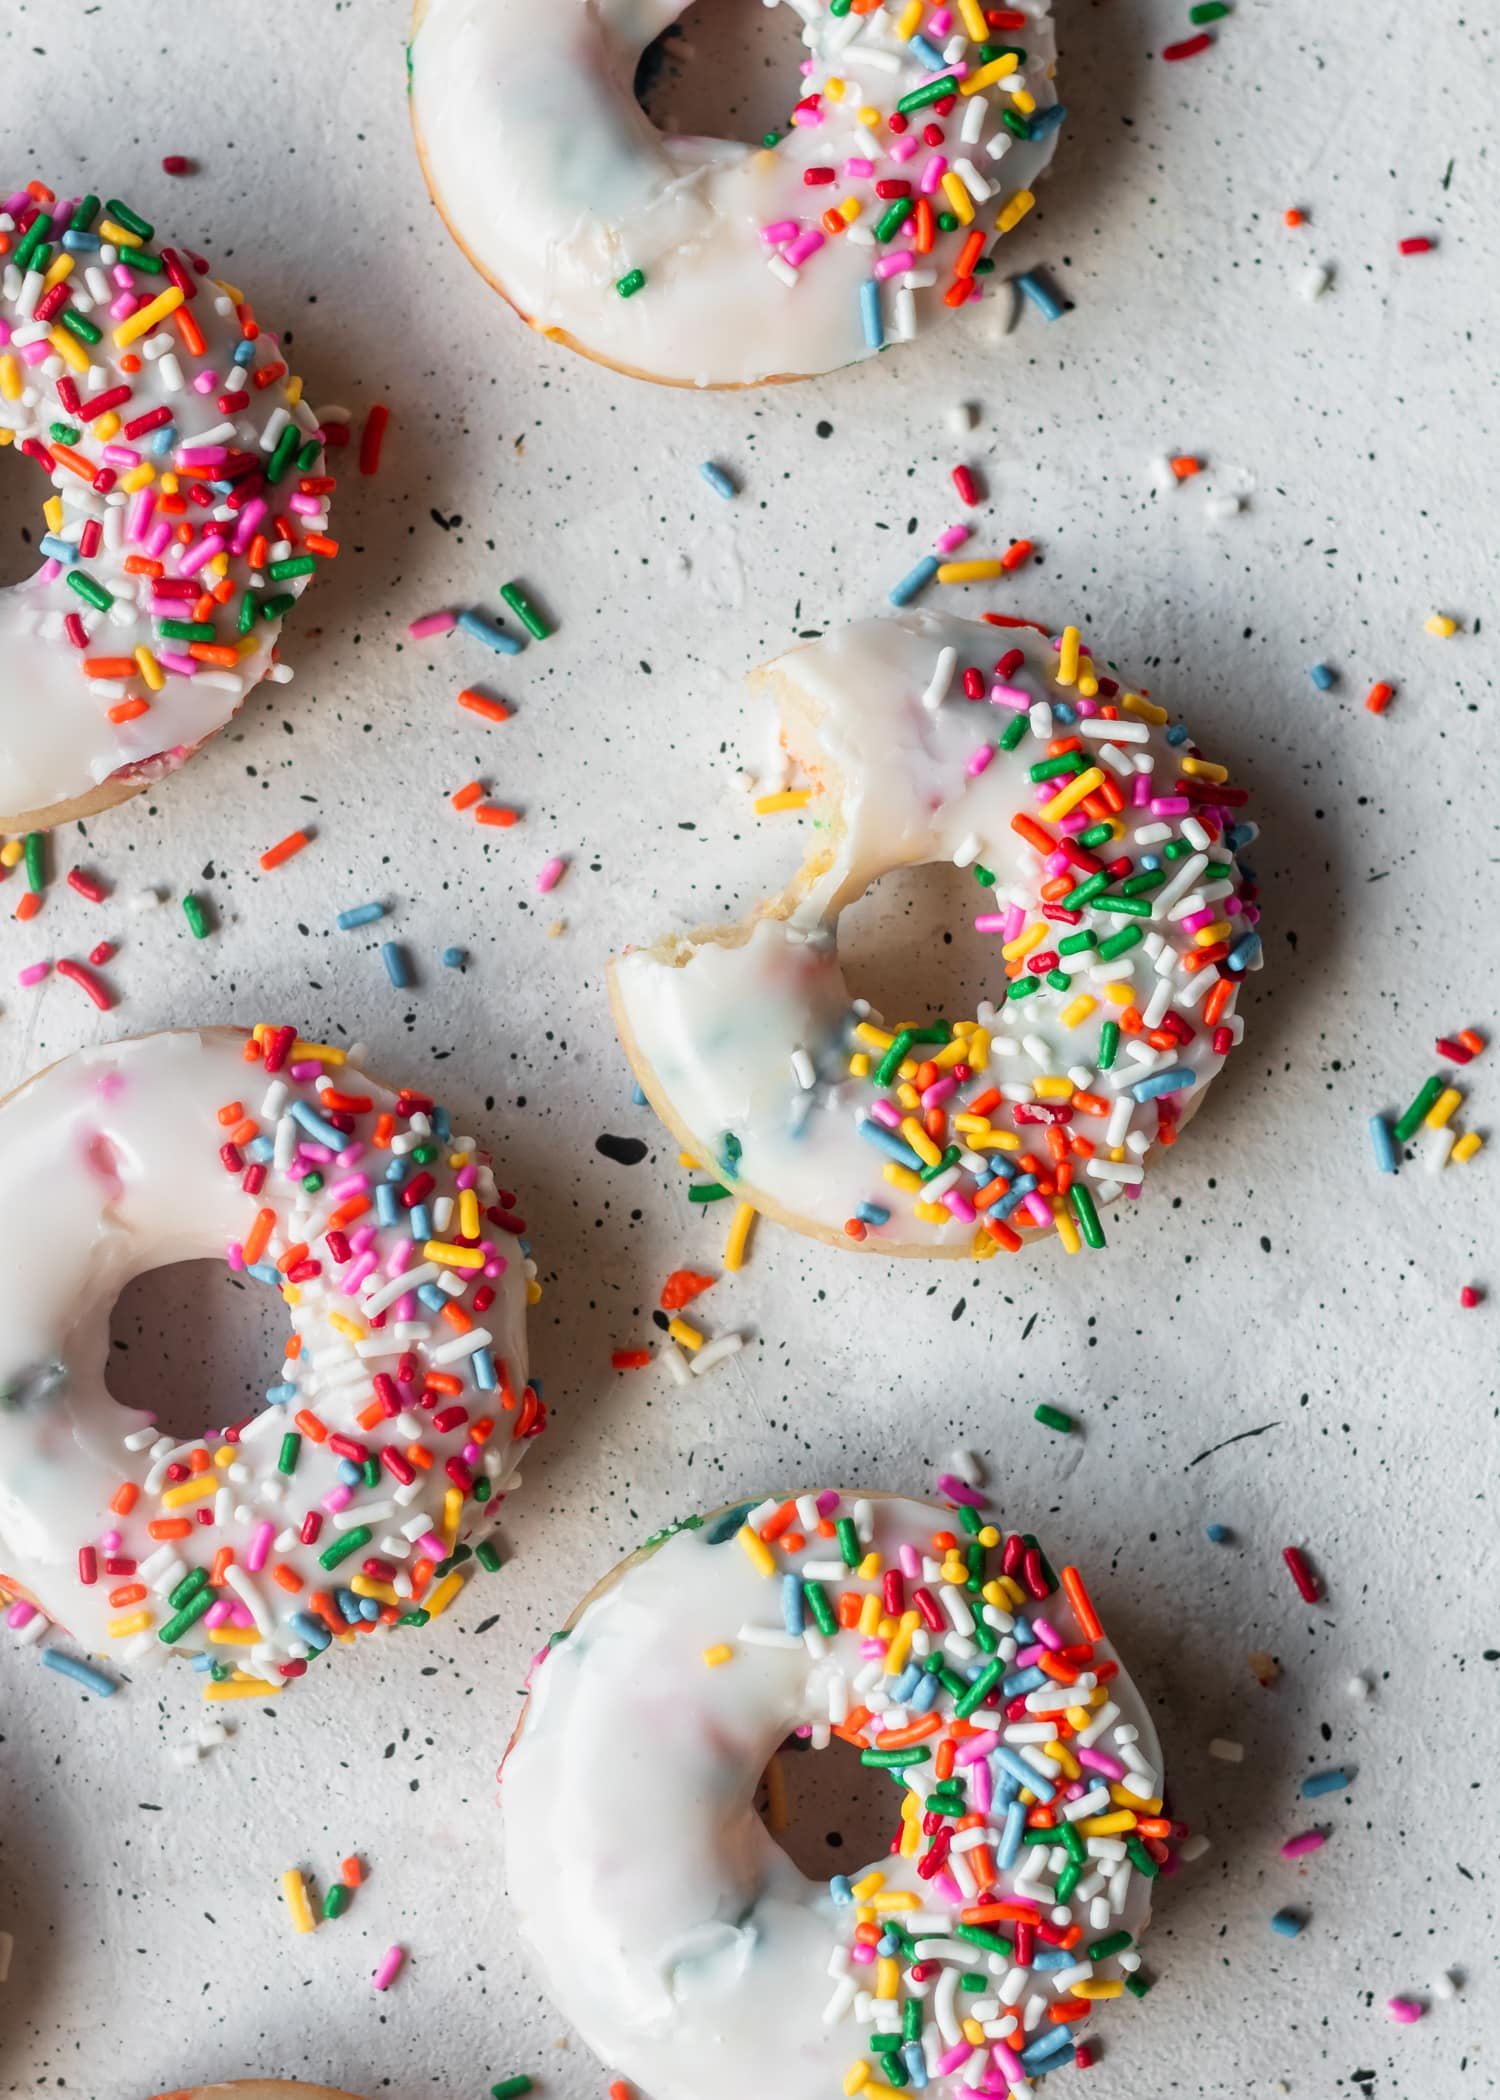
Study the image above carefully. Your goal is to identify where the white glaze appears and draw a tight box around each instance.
[0,1029,537,1683]
[612,611,1259,1254]
[410,0,1061,387]
[505,1492,1166,2100]
[0,185,333,823]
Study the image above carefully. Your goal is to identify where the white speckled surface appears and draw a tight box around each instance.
[0,2,1496,2098]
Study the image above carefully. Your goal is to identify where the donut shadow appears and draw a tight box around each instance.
[1007,0,1151,264]
[0,1773,81,2083]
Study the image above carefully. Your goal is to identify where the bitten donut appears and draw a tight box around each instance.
[612,611,1259,1257]
[409,0,1062,387]
[505,1488,1182,2100]
[0,1027,541,1694]
[0,179,335,832]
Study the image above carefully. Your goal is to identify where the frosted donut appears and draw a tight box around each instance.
[409,0,1062,388]
[0,180,335,832]
[505,1488,1183,2100]
[611,611,1259,1258]
[0,1027,542,1692]
[149,2087,363,2099]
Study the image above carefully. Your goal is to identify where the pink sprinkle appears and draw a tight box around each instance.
[408,609,457,641]
[990,683,1031,711]
[973,911,1006,932]
[760,219,801,246]
[1280,1829,1327,1860]
[535,855,567,894]
[935,523,971,554]
[17,962,50,987]
[1387,1996,1424,2024]
[784,228,826,268]
[6,1599,38,1629]
[371,1944,406,1992]
[874,250,916,281]
[246,1521,275,1574]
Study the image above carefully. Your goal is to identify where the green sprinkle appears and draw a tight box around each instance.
[155,618,213,643]
[616,268,646,298]
[105,198,154,240]
[688,1182,731,1203]
[1125,1835,1160,1879]
[870,2035,901,2055]
[1062,871,1109,910]
[903,2000,923,2044]
[998,711,1029,751]
[1087,1930,1133,1961]
[49,421,81,446]
[1189,0,1230,18]
[23,832,45,894]
[1007,975,1040,1000]
[411,1143,439,1164]
[803,1579,838,1636]
[919,1144,962,1183]
[296,436,324,471]
[472,1475,492,1503]
[1393,1073,1444,1144]
[897,74,959,115]
[1034,1402,1073,1434]
[158,1588,214,1644]
[762,130,781,148]
[1058,930,1097,955]
[1076,821,1115,848]
[1055,1859,1081,1903]
[1001,108,1034,140]
[475,1539,503,1573]
[322,1882,350,1920]
[1097,1020,1120,1070]
[500,580,552,640]
[1093,894,1151,917]
[238,592,258,636]
[490,2080,535,2100]
[260,592,297,621]
[1097,926,1143,961]
[836,1516,861,1568]
[66,570,113,613]
[1058,1820,1087,1864]
[397,1607,431,1627]
[1120,868,1165,896]
[265,420,301,486]
[1030,753,1083,783]
[70,196,100,233]
[1045,969,1071,992]
[267,554,317,582]
[955,1922,1013,1957]
[278,1432,301,1476]
[876,1028,916,1087]
[1070,1182,1106,1250]
[302,1170,323,1194]
[958,1502,983,1537]
[13,213,52,271]
[953,1658,1002,1719]
[60,310,103,345]
[319,1525,371,1570]
[182,894,210,940]
[1124,1972,1153,1999]
[361,1457,381,1491]
[168,1565,209,1611]
[119,246,164,276]
[861,1745,931,1768]
[875,197,916,242]
[973,863,997,886]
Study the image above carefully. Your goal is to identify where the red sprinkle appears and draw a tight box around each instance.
[67,868,108,903]
[56,957,112,1010]
[1283,1545,1322,1603]
[952,464,981,506]
[161,155,192,176]
[1163,31,1213,58]
[88,942,114,968]
[1397,235,1434,256]
[1460,1285,1482,1310]
[610,1348,652,1370]
[359,403,390,477]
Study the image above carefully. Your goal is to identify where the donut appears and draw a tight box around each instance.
[408,0,1062,388]
[0,179,335,832]
[504,1488,1182,2100]
[149,2087,363,2100]
[611,610,1258,1258]
[0,1027,541,1692]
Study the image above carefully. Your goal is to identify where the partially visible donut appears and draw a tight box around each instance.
[0,1028,541,1689]
[149,2087,364,2100]
[0,179,334,831]
[410,0,1062,387]
[611,611,1259,1257]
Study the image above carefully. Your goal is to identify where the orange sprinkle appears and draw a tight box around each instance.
[341,1856,365,1888]
[1365,680,1394,714]
[259,830,311,872]
[474,803,520,828]
[1000,538,1034,572]
[1061,1564,1104,1639]
[106,699,150,724]
[271,1565,303,1594]
[1170,455,1203,480]
[1284,207,1305,228]
[458,687,511,724]
[216,1100,245,1127]
[294,1409,328,1443]
[110,1481,140,1516]
[83,656,139,679]
[451,779,484,811]
[210,1547,234,1586]
[109,1583,147,1608]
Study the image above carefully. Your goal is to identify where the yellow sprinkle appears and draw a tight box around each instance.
[133,645,165,692]
[838,197,861,226]
[967,1028,991,1068]
[442,1485,464,1546]
[754,789,811,815]
[120,462,155,492]
[851,1872,886,1902]
[961,2018,986,2045]
[871,1890,919,1912]
[856,1021,896,1050]
[1034,1076,1075,1101]
[214,1445,235,1469]
[526,1277,543,1305]
[845,2065,872,2098]
[1193,919,1232,947]
[883,1163,924,1190]
[896,1082,921,1111]
[900,1117,942,1167]
[895,0,923,36]
[940,172,975,225]
[938,559,1003,584]
[113,284,185,347]
[423,1571,465,1620]
[285,374,303,409]
[1112,1787,1163,1814]
[325,1310,363,1340]
[962,53,1020,93]
[350,1576,400,1605]
[1452,1131,1483,1164]
[424,1239,486,1269]
[824,76,846,100]
[1425,613,1458,638]
[1039,766,1104,823]
[94,411,122,442]
[458,1187,481,1238]
[958,0,988,36]
[995,187,1035,232]
[667,1316,704,1351]
[204,1677,283,1701]
[899,1795,922,1856]
[969,1129,1022,1152]
[42,252,74,290]
[703,1643,734,1667]
[858,106,881,129]
[977,1525,1000,1548]
[107,1610,153,1639]
[1052,1202,1082,1255]
[1076,1811,1139,1836]
[1042,1739,1082,1780]
[1061,995,1097,1029]
[1424,1087,1463,1131]
[914,1200,948,1222]
[49,327,89,373]
[738,1524,776,1578]
[876,1956,900,2000]
[208,1627,259,1646]
[99,218,144,249]
[1011,87,1037,115]
[159,1474,219,1511]
[1103,981,1136,1007]
[1179,755,1228,783]
[1122,690,1168,723]
[1003,923,1046,964]
[953,1112,993,1134]
[858,1591,883,1637]
[678,1151,701,1170]
[281,1869,317,1936]
[0,354,20,402]
[724,1200,757,1272]
[1071,1979,1124,2001]
[849,1051,871,1078]
[1055,626,1082,688]
[933,1035,971,1070]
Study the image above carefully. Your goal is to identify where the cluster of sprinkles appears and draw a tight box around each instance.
[34,1025,543,1699]
[0,179,336,770]
[711,0,1068,351]
[763,622,1257,1253]
[1368,1027,1486,1176]
[707,1485,1186,2090]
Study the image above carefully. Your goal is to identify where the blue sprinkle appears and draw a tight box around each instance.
[375,1183,400,1226]
[1140,852,1163,872]
[990,1171,1038,1219]
[1032,1945,1079,1971]
[1052,700,1077,726]
[1271,1908,1305,1937]
[1020,2029,1075,2072]
[1308,663,1335,691]
[335,1588,363,1624]
[264,1383,297,1407]
[910,1670,941,1713]
[433,1105,451,1141]
[877,1932,900,1956]
[385,1156,409,1184]
[995,1744,1044,1792]
[902,2043,929,2089]
[457,608,523,656]
[39,534,78,565]
[1301,1766,1352,1798]
[409,1203,434,1242]
[1226,931,1261,972]
[830,1875,853,1905]
[145,422,176,458]
[856,1118,925,1171]
[1014,269,1069,323]
[1028,101,1067,137]
[191,1653,213,1672]
[358,1598,380,1622]
[855,1201,891,1226]
[336,1459,362,1487]
[233,338,258,368]
[889,554,940,608]
[289,1098,345,1149]
[1132,1067,1196,1102]
[891,1662,924,1703]
[909,33,947,68]
[381,940,413,988]
[289,1611,332,1653]
[1368,1114,1398,1174]
[243,1134,275,1164]
[417,1281,446,1312]
[472,1347,497,1392]
[860,278,884,351]
[442,946,467,969]
[61,230,103,253]
[631,1082,648,1106]
[1001,1666,1045,1700]
[782,1574,804,1636]
[995,1797,1026,1869]
[246,1261,282,1287]
[1205,1523,1232,1544]
[1165,722,1191,746]
[699,461,737,500]
[41,1650,117,1698]
[336,900,385,930]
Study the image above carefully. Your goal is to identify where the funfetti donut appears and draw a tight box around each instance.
[505,1489,1183,2100]
[611,611,1259,1258]
[0,1028,541,1694]
[409,0,1062,387]
[0,180,335,832]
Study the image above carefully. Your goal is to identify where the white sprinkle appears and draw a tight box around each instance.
[1208,1737,1244,1763]
[689,1331,744,1377]
[922,644,959,712]
[1299,262,1333,301]
[791,1047,817,1091]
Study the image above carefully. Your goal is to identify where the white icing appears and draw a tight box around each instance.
[505,1493,1166,2100]
[0,1029,536,1678]
[410,0,1061,386]
[612,612,1258,1253]
[0,186,331,822]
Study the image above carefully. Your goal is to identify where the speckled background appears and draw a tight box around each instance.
[0,0,1496,2096]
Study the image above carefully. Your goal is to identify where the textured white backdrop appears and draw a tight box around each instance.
[0,1,1496,2097]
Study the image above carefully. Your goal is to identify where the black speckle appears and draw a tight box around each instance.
[596,1133,648,1167]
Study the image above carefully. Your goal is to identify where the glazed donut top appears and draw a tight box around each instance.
[612,611,1259,1256]
[0,1028,540,1691]
[0,180,334,826]
[505,1490,1175,2100]
[410,0,1062,386]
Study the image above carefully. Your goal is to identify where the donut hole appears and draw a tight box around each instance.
[756,1734,902,1884]
[0,445,39,591]
[108,1259,287,1445]
[837,862,1005,1033]
[635,0,801,150]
